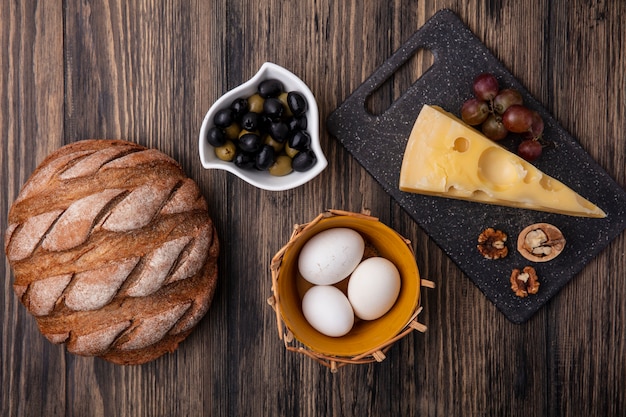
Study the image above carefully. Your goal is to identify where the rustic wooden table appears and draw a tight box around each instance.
[2,1,625,416]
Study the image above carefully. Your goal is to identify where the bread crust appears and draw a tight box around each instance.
[5,139,219,365]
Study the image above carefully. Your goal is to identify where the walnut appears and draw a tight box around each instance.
[517,223,565,262]
[510,266,540,298]
[477,227,508,260]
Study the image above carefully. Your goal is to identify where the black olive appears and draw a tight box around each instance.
[287,92,307,116]
[207,126,227,147]
[230,98,249,120]
[292,150,317,172]
[214,108,234,128]
[287,115,307,131]
[238,133,262,153]
[258,79,284,98]
[263,98,284,120]
[257,114,271,134]
[269,121,290,142]
[255,145,275,170]
[234,151,255,169]
[288,130,311,151]
[240,112,261,131]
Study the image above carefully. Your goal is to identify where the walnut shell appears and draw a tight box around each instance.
[517,223,565,262]
[5,140,219,365]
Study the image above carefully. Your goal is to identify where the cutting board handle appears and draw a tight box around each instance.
[344,9,463,121]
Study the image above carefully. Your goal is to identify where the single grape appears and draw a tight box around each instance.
[461,98,490,125]
[473,73,499,102]
[518,139,543,161]
[481,114,508,141]
[502,105,534,133]
[523,110,544,140]
[493,89,523,114]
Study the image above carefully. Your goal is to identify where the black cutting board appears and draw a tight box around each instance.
[326,9,626,324]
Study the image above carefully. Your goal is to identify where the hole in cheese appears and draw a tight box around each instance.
[477,147,523,188]
[453,137,470,152]
[521,162,540,184]
[471,189,491,199]
[447,186,464,196]
[539,176,564,192]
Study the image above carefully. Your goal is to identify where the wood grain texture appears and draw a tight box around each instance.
[1,0,625,416]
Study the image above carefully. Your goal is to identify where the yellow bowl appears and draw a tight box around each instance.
[272,210,422,359]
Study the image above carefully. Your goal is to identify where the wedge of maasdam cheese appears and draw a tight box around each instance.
[399,105,606,218]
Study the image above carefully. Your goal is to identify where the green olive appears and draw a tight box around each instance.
[284,141,299,158]
[238,129,259,139]
[214,140,237,162]
[224,123,241,140]
[269,155,293,176]
[278,92,293,117]
[248,93,265,113]
[264,135,285,153]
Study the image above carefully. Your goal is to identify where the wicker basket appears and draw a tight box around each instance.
[268,209,435,372]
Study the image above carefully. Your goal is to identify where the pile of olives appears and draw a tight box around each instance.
[207,79,316,176]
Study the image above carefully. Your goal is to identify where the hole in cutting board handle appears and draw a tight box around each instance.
[365,48,434,115]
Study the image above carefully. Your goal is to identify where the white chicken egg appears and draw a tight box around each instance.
[301,285,354,337]
[347,257,401,321]
[298,227,365,285]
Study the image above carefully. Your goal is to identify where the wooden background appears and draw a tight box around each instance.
[1,1,625,416]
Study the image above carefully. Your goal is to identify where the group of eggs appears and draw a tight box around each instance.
[297,227,402,337]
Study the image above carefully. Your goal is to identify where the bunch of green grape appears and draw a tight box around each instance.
[461,73,545,161]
